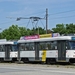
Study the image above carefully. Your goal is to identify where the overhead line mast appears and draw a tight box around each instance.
[7,8,48,34]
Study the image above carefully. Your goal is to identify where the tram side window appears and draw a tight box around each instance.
[29,43,34,50]
[46,42,51,50]
[25,43,30,50]
[39,41,57,50]
[66,41,70,50]
[39,42,46,50]
[0,45,5,51]
[68,41,75,50]
[20,44,25,51]
[50,41,57,50]
[45,41,57,50]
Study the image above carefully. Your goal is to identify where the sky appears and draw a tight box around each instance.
[0,0,75,32]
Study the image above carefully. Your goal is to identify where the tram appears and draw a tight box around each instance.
[17,36,75,64]
[0,41,18,62]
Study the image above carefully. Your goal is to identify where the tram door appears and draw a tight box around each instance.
[5,45,10,60]
[57,40,66,61]
[17,44,20,61]
[35,42,39,60]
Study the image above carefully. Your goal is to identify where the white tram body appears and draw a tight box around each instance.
[17,36,75,63]
[0,41,18,61]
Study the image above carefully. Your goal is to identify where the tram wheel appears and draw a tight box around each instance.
[46,59,50,64]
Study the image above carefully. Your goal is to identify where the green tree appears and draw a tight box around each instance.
[1,25,26,40]
[0,33,2,39]
[52,23,75,35]
[66,23,75,34]
[52,24,66,34]
[31,27,46,35]
[1,25,46,40]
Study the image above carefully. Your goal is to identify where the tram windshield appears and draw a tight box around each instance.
[69,41,75,49]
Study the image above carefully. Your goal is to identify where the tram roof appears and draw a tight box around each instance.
[0,41,14,45]
[18,36,75,43]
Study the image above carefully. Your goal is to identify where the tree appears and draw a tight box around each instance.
[0,33,2,39]
[66,23,75,34]
[52,23,75,35]
[1,25,26,40]
[30,27,46,35]
[1,25,46,40]
[52,24,66,34]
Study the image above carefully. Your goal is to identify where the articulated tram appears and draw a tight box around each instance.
[0,41,18,62]
[17,36,75,64]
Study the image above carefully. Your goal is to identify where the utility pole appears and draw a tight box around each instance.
[46,8,48,34]
[7,9,47,34]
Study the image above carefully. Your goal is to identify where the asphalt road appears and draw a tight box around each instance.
[0,63,75,75]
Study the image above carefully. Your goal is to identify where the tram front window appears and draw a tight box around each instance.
[69,41,75,49]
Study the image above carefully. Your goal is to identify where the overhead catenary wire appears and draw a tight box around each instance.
[48,9,75,16]
[50,15,75,20]
[0,9,75,26]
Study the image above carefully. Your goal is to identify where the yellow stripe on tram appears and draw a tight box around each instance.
[42,50,46,62]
